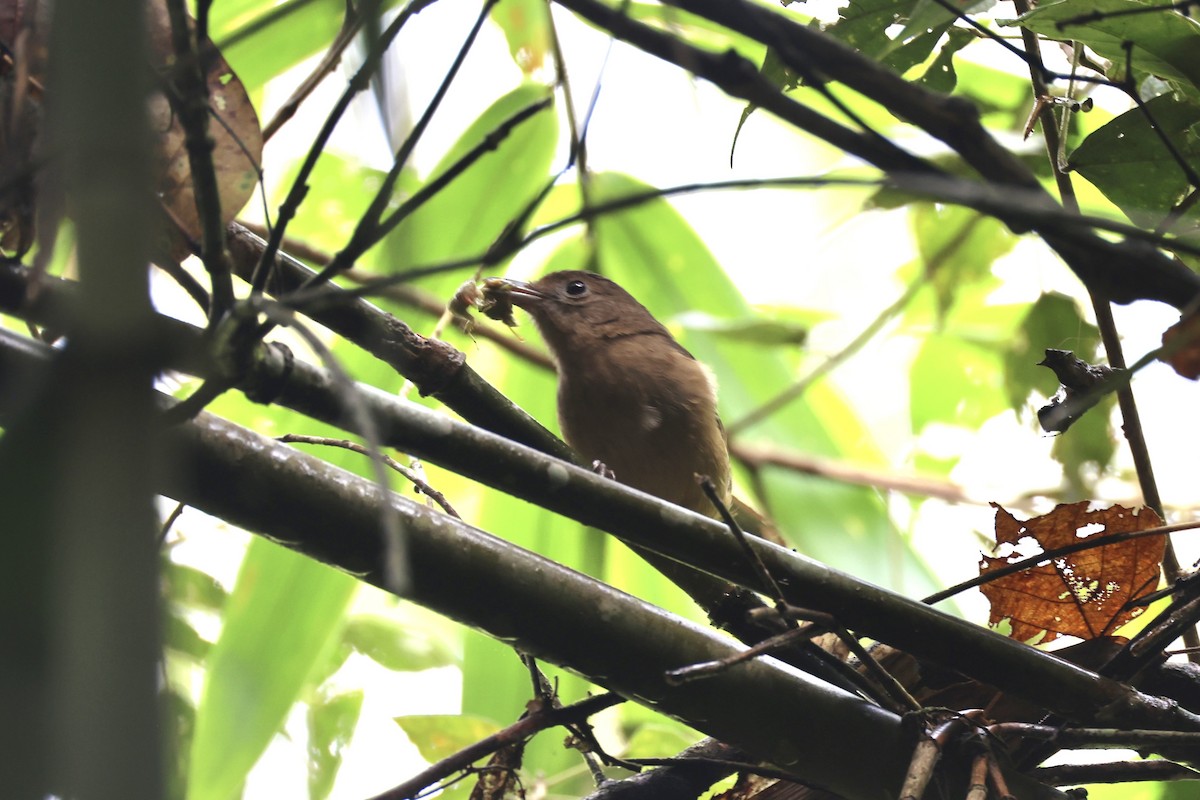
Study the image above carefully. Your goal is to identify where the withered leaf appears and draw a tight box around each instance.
[1161,313,1200,380]
[147,1,262,247]
[0,1,262,256]
[980,501,1165,643]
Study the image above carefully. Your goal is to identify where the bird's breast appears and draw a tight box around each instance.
[555,343,730,514]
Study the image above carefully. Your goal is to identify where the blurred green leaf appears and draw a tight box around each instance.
[163,561,228,612]
[910,333,1008,431]
[186,539,357,800]
[344,612,459,671]
[624,3,770,60]
[212,0,407,92]
[490,0,552,74]
[307,690,365,800]
[1160,777,1200,799]
[274,152,390,258]
[1087,776,1169,800]
[621,721,699,759]
[394,714,502,762]
[949,60,1038,131]
[164,688,196,800]
[908,204,1014,318]
[674,310,809,346]
[164,610,212,662]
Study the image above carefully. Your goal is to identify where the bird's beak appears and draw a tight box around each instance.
[487,277,545,309]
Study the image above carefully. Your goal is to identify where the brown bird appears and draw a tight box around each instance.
[492,272,841,800]
[495,270,732,517]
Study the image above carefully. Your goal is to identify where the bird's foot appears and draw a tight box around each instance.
[591,460,616,481]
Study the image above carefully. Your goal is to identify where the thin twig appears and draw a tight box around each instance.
[303,0,502,290]
[164,0,235,323]
[249,0,436,294]
[159,501,187,545]
[698,475,794,627]
[305,93,551,291]
[730,441,973,505]
[262,0,387,141]
[727,278,922,436]
[306,169,1200,309]
[369,693,623,800]
[277,433,459,517]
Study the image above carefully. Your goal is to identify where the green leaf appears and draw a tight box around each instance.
[674,310,810,346]
[271,150,406,266]
[621,721,699,759]
[1005,0,1200,97]
[163,561,228,612]
[1069,93,1200,236]
[164,610,212,662]
[343,612,459,671]
[916,27,976,93]
[623,3,770,60]
[212,0,408,92]
[394,714,502,763]
[386,82,559,295]
[164,688,196,800]
[826,0,921,60]
[910,334,1007,431]
[186,539,357,800]
[307,690,365,800]
[490,0,552,75]
[902,0,994,44]
[908,204,1015,318]
[951,60,1042,130]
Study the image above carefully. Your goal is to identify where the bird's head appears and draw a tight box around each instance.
[491,270,671,359]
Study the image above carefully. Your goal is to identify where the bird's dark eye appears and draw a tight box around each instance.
[565,280,588,297]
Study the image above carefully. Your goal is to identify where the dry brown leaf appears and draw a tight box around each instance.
[1161,313,1200,380]
[0,0,261,255]
[980,501,1165,643]
[0,0,50,254]
[146,1,263,246]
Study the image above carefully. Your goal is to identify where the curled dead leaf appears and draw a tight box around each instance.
[0,0,49,254]
[1161,313,1200,380]
[980,501,1165,644]
[146,1,262,250]
[0,0,262,256]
